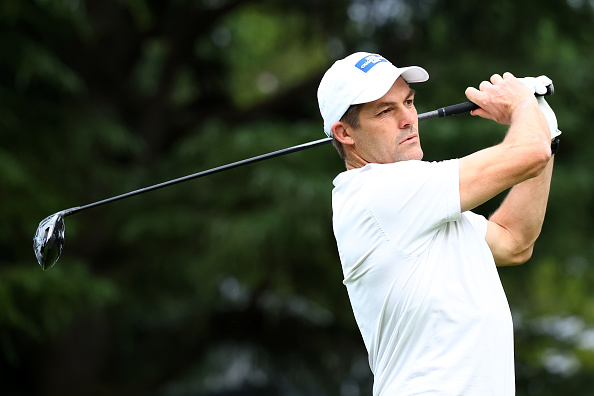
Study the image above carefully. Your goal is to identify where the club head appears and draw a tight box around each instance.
[33,212,66,270]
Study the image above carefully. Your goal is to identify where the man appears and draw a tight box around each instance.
[317,52,560,395]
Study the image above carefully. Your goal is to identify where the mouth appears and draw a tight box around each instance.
[399,133,418,145]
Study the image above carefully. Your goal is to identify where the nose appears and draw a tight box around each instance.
[399,106,417,130]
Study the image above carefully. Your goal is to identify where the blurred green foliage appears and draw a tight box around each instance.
[2,0,594,395]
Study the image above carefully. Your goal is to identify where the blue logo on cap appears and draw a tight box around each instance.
[355,55,388,73]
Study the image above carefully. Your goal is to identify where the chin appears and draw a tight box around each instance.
[404,147,423,161]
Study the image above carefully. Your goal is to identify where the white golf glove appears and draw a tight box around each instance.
[518,75,561,139]
[537,96,562,139]
[518,75,552,96]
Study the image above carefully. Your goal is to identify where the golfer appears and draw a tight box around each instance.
[317,52,560,395]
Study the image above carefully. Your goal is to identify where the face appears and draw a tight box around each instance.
[340,77,423,167]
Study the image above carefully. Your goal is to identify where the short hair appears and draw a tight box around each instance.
[333,104,363,160]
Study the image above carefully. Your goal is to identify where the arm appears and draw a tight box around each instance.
[457,73,553,264]
[486,155,554,266]
[459,73,552,213]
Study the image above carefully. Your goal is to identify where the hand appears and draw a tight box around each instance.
[465,72,537,125]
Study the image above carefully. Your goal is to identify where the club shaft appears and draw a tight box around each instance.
[62,85,554,217]
[64,107,441,216]
[63,137,334,216]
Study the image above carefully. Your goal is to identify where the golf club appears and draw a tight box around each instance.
[33,84,554,271]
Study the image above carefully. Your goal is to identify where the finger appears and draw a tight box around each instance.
[469,107,494,121]
[490,73,503,84]
[533,81,547,95]
[479,80,492,92]
[537,75,552,86]
[465,86,484,103]
[534,75,552,95]
[465,86,495,121]
[465,86,493,117]
[502,71,515,79]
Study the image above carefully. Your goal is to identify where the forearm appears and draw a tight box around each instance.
[460,75,552,213]
[489,153,555,257]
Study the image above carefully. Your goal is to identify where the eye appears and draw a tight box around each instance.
[405,98,415,106]
[378,108,392,116]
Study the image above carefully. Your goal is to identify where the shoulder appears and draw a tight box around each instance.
[333,159,460,199]
[363,160,459,190]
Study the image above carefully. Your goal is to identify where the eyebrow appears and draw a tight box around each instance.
[368,88,416,111]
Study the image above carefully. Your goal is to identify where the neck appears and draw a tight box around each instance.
[344,151,369,170]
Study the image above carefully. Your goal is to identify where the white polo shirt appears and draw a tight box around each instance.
[332,159,514,396]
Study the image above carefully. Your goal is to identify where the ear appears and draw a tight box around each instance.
[331,121,355,146]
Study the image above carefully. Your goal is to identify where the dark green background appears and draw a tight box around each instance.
[2,0,594,394]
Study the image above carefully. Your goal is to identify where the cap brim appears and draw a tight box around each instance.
[352,65,429,105]
[401,66,429,83]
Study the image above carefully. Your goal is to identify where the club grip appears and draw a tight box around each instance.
[435,82,554,118]
[438,101,478,117]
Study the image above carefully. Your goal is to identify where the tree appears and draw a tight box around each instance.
[1,0,594,395]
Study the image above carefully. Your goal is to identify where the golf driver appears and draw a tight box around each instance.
[33,84,554,270]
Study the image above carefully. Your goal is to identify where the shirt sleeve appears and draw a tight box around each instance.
[364,159,461,255]
[462,211,489,239]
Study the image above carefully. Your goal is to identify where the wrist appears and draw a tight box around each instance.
[509,98,540,126]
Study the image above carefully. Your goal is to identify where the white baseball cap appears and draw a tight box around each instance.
[317,52,429,137]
